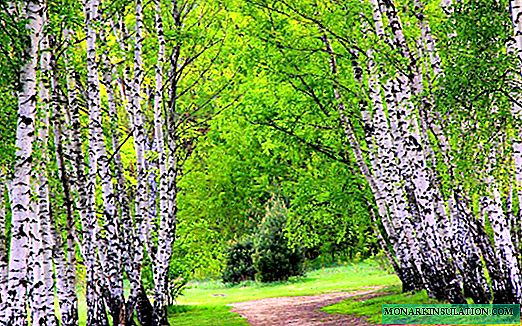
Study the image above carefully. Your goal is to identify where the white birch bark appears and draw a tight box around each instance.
[372,0,465,302]
[83,0,109,324]
[413,0,492,302]
[6,1,45,323]
[99,27,126,324]
[509,1,522,258]
[483,143,522,302]
[29,33,57,326]
[127,0,152,321]
[113,16,136,282]
[153,1,175,323]
[347,19,425,290]
[166,2,181,291]
[366,59,426,292]
[0,180,7,324]
[107,72,130,326]
[319,31,425,294]
[50,57,79,326]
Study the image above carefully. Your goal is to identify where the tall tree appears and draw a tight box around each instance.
[6,0,45,323]
[83,0,109,323]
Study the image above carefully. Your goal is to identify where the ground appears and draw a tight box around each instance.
[77,261,432,325]
[230,288,384,325]
[168,261,408,325]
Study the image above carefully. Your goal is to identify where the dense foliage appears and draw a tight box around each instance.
[222,240,256,284]
[222,197,305,284]
[252,197,305,282]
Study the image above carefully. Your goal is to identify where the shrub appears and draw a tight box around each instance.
[222,240,256,284]
[167,258,189,303]
[252,196,304,282]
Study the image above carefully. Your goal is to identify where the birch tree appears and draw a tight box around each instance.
[6,0,45,323]
[83,0,109,323]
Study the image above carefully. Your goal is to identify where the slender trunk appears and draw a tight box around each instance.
[365,48,426,292]
[83,0,109,324]
[320,30,426,294]
[483,145,522,302]
[413,0,490,303]
[127,0,153,323]
[146,136,158,262]
[349,39,425,291]
[167,1,181,292]
[99,27,126,324]
[52,52,79,326]
[65,56,88,237]
[0,180,7,324]
[7,1,45,323]
[458,191,512,303]
[509,0,522,262]
[29,33,57,326]
[153,1,173,323]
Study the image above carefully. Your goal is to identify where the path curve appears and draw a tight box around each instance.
[229,287,384,326]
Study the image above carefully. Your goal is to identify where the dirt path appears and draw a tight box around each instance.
[229,287,385,326]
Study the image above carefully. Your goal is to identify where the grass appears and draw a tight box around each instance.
[168,305,248,325]
[76,261,404,325]
[322,285,437,324]
[167,261,400,325]
[323,287,522,326]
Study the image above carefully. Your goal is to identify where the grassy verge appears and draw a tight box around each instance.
[322,285,437,324]
[77,261,401,325]
[168,305,248,325]
[167,261,400,325]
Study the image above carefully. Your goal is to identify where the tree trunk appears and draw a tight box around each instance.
[53,40,79,326]
[99,26,126,324]
[373,0,466,303]
[83,0,109,324]
[29,32,57,326]
[6,0,45,323]
[0,180,7,324]
[153,1,174,323]
[483,146,522,302]
[127,0,153,323]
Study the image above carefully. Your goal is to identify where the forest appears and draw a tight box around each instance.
[1,0,522,325]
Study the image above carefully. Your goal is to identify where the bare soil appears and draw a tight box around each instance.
[229,287,385,326]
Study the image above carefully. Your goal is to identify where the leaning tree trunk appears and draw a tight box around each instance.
[362,3,427,293]
[483,143,522,303]
[6,0,45,323]
[320,29,427,294]
[372,0,465,303]
[347,43,425,292]
[52,46,79,326]
[411,0,490,303]
[412,0,491,303]
[458,189,513,303]
[509,0,522,255]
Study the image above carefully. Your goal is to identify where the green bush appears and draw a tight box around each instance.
[167,258,189,303]
[222,240,256,284]
[252,197,304,282]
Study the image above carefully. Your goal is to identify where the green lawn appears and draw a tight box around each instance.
[168,304,248,325]
[322,285,436,324]
[168,261,400,325]
[77,261,407,325]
